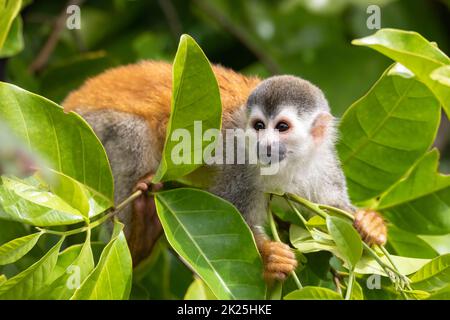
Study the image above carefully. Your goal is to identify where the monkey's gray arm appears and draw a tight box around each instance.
[209,164,268,232]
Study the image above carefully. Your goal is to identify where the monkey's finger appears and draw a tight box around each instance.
[264,271,286,282]
[265,243,296,260]
[266,262,297,274]
[133,182,149,192]
[267,253,298,265]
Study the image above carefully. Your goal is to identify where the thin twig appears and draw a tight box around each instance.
[268,200,303,289]
[331,268,343,295]
[192,0,281,74]
[37,190,143,236]
[157,0,183,39]
[29,0,85,73]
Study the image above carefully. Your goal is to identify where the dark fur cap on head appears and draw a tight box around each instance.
[246,75,330,117]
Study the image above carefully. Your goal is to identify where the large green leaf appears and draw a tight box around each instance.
[326,216,362,269]
[353,29,450,116]
[0,16,23,58]
[410,254,450,291]
[0,0,21,50]
[45,169,111,219]
[377,150,450,235]
[71,220,132,300]
[284,286,343,300]
[0,237,63,299]
[386,226,438,259]
[420,234,450,255]
[0,232,42,265]
[0,175,86,226]
[354,255,429,276]
[41,235,94,300]
[155,188,266,300]
[427,285,450,300]
[0,274,6,286]
[153,34,222,182]
[337,67,440,203]
[0,82,114,205]
[184,277,217,300]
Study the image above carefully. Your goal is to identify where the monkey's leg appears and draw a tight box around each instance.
[254,233,298,282]
[353,209,387,246]
[128,173,164,267]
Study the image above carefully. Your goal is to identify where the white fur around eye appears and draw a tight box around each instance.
[247,106,267,127]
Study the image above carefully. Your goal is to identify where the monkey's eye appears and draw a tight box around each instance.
[275,121,289,132]
[253,121,265,131]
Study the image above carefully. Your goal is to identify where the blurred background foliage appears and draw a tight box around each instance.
[0,0,449,299]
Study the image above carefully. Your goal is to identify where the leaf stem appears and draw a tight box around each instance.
[285,193,328,219]
[378,245,412,291]
[268,200,303,289]
[318,204,355,221]
[283,195,309,227]
[345,271,355,300]
[37,190,143,236]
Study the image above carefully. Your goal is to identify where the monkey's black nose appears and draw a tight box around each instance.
[266,145,272,157]
[257,143,286,164]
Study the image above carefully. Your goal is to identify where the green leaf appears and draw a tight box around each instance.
[284,286,343,300]
[0,175,86,226]
[353,29,450,117]
[41,234,94,300]
[153,34,222,182]
[351,280,364,300]
[377,150,450,235]
[0,82,114,205]
[404,289,430,300]
[410,254,450,291]
[46,169,111,219]
[420,234,450,255]
[326,216,363,269]
[386,226,438,259]
[427,285,450,300]
[0,232,42,265]
[338,66,441,203]
[0,0,21,50]
[431,65,450,87]
[0,237,63,299]
[0,16,23,58]
[353,255,429,276]
[0,274,6,286]
[306,216,327,228]
[155,188,266,300]
[184,277,217,300]
[71,220,132,300]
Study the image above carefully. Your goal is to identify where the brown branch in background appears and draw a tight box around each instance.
[29,0,85,74]
[192,0,281,75]
[331,268,343,295]
[157,0,183,39]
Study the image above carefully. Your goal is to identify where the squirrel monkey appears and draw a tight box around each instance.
[63,61,386,281]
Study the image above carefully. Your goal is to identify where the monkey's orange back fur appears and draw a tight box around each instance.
[63,61,261,146]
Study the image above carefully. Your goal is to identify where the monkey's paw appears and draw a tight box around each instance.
[353,209,387,246]
[260,240,298,282]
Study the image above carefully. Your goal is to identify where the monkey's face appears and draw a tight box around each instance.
[246,75,335,167]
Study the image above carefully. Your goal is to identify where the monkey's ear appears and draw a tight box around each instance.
[311,112,333,143]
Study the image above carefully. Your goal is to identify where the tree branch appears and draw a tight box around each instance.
[192,0,281,75]
[29,0,85,74]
